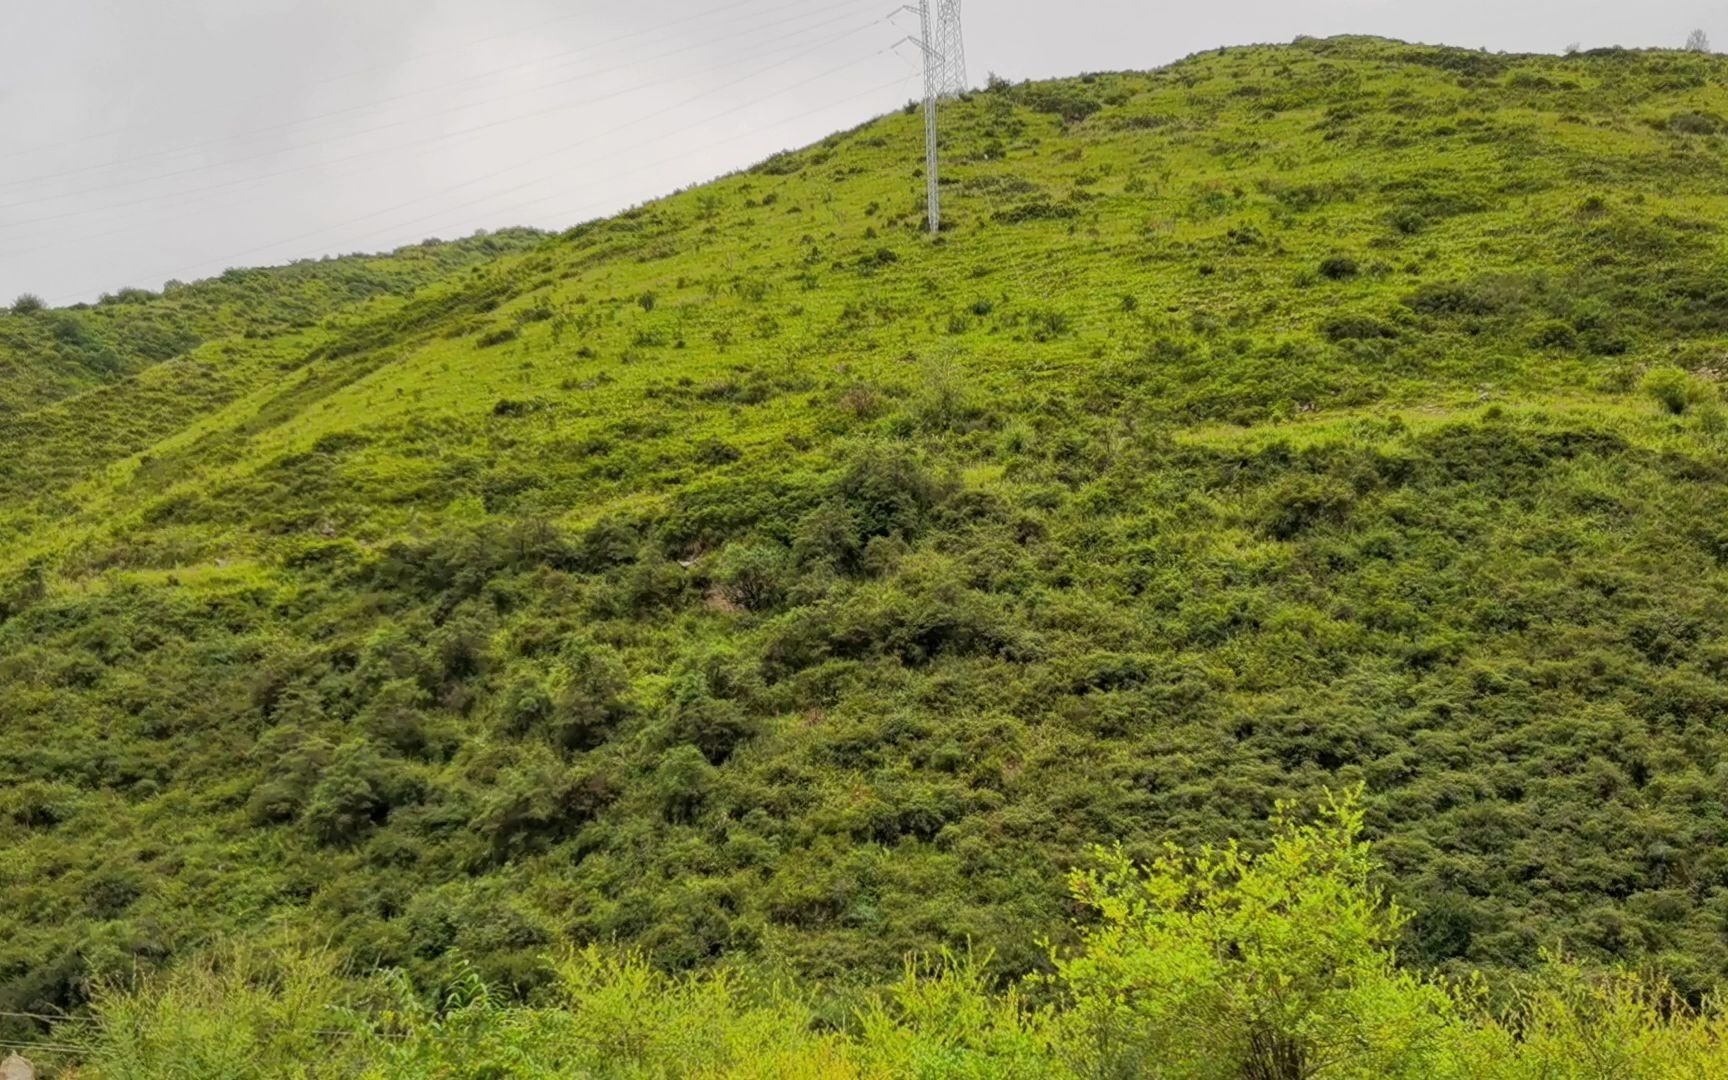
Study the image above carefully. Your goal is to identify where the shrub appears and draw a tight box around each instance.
[71,795,1728,1077]
[656,661,756,766]
[1321,313,1400,342]
[654,744,716,823]
[857,247,899,271]
[1387,207,1427,235]
[1053,790,1453,1077]
[1029,308,1073,341]
[491,398,540,417]
[300,741,417,847]
[1665,111,1723,135]
[831,447,947,545]
[546,643,633,752]
[713,542,792,612]
[8,293,45,316]
[1641,366,1717,415]
[474,753,619,862]
[1528,319,1578,349]
[1016,83,1104,122]
[993,200,1080,224]
[1318,254,1360,280]
[1260,474,1356,539]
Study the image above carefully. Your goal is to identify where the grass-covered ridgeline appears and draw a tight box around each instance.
[0,228,544,419]
[8,32,1728,1062]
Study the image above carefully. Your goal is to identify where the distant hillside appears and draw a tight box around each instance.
[0,227,544,418]
[9,35,1728,1045]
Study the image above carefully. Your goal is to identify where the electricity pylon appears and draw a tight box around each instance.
[931,0,967,97]
[902,0,967,234]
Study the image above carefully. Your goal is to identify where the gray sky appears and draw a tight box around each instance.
[0,1,1717,304]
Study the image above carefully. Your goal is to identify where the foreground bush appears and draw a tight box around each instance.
[53,794,1728,1078]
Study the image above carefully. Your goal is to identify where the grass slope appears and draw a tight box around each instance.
[8,35,1728,1034]
[0,229,544,419]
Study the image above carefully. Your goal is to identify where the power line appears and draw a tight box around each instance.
[5,14,890,258]
[0,0,767,166]
[328,70,922,255]
[13,18,892,260]
[416,73,921,249]
[43,57,912,303]
[0,0,878,221]
[0,0,865,195]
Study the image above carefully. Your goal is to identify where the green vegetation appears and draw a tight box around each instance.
[56,798,1728,1077]
[9,33,1728,1070]
[0,230,543,420]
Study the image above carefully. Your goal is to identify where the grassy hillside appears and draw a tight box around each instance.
[9,33,1728,1050]
[0,229,544,418]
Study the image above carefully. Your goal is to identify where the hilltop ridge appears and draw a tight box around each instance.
[8,34,1728,1036]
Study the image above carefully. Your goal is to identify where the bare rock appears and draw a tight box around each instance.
[0,1053,36,1080]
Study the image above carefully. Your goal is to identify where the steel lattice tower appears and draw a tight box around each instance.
[910,0,967,233]
[932,0,968,98]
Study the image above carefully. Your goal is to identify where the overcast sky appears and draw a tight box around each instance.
[0,0,1718,304]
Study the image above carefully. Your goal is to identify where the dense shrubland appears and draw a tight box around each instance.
[7,34,1728,1073]
[56,798,1728,1077]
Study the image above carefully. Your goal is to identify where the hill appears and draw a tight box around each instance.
[8,33,1728,1050]
[0,229,544,418]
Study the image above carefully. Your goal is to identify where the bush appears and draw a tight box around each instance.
[1641,366,1717,415]
[830,447,947,546]
[1666,110,1722,135]
[993,200,1080,224]
[657,666,756,765]
[857,247,899,271]
[8,293,45,316]
[1321,313,1400,342]
[301,741,417,847]
[1052,790,1452,1077]
[1387,206,1427,235]
[1260,474,1356,539]
[1528,319,1578,350]
[654,744,716,823]
[713,542,792,612]
[546,643,633,752]
[1016,83,1104,122]
[473,752,619,862]
[66,794,1728,1078]
[1318,254,1360,280]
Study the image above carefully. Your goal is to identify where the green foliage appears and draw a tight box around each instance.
[713,541,794,612]
[1318,254,1361,281]
[1051,790,1453,1077]
[14,37,1728,1044]
[57,799,1728,1077]
[1640,366,1719,415]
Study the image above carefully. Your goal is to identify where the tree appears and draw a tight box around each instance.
[8,293,45,316]
[1687,29,1711,53]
